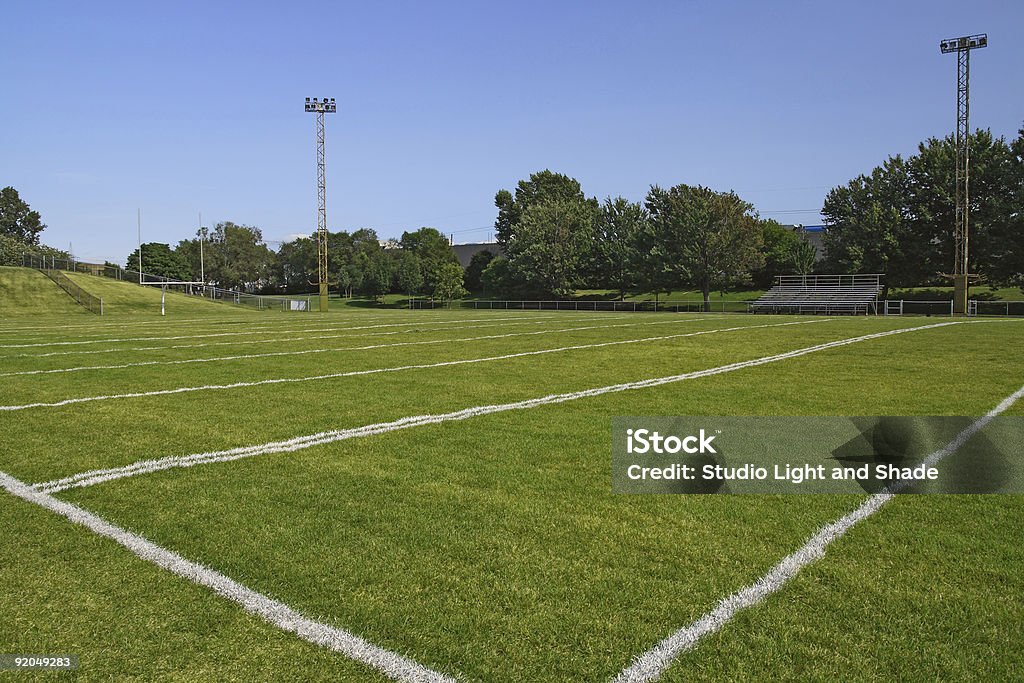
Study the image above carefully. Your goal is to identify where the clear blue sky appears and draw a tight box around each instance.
[2,0,1021,265]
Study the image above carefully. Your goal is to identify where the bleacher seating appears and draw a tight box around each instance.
[749,275,882,315]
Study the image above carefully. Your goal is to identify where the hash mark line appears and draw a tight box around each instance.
[0,317,712,377]
[0,472,455,683]
[610,383,1024,683]
[35,320,954,494]
[0,320,822,412]
[0,316,552,349]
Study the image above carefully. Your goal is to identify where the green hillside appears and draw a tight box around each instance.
[0,266,90,319]
[62,272,259,317]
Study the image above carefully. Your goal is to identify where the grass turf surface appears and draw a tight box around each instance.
[1,307,1022,681]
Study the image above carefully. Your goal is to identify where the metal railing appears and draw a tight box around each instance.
[410,299,755,313]
[39,268,103,315]
[968,300,1024,317]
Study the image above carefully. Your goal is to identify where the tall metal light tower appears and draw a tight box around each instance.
[304,97,337,312]
[940,33,987,315]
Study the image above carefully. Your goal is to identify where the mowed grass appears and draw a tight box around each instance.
[0,308,1022,681]
[61,271,262,317]
[0,266,90,319]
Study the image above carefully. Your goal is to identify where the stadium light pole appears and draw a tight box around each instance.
[304,97,337,313]
[940,33,987,315]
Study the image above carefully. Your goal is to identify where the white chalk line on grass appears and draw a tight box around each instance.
[35,320,955,494]
[0,312,530,342]
[0,315,552,350]
[0,472,455,683]
[0,317,713,377]
[611,381,1024,683]
[8,316,614,359]
[1,320,823,413]
[3,314,634,361]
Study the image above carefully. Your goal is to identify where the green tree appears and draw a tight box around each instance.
[753,220,801,288]
[822,128,1023,290]
[205,222,275,291]
[463,249,495,293]
[821,156,915,289]
[126,243,191,281]
[480,256,514,297]
[494,170,597,248]
[271,236,317,293]
[433,262,467,306]
[355,249,391,299]
[506,199,594,298]
[0,187,46,245]
[393,250,424,297]
[645,184,764,311]
[790,232,818,275]
[492,170,598,297]
[399,227,458,292]
[0,234,67,267]
[592,197,645,299]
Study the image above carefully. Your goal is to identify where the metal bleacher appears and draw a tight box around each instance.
[749,274,883,315]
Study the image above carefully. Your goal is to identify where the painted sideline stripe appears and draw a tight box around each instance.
[34,320,955,494]
[0,317,712,377]
[0,472,455,683]
[610,382,1024,683]
[1,320,822,412]
[0,316,550,349]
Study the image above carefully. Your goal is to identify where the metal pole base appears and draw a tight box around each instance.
[953,274,968,315]
[319,282,329,313]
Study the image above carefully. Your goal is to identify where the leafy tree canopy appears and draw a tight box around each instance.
[0,187,46,245]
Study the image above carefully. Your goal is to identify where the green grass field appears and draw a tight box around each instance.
[1,274,1022,681]
[0,267,91,319]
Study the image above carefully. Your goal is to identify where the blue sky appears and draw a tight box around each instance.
[2,0,1022,265]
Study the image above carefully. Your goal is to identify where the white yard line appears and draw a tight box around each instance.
[1,320,822,412]
[0,472,456,683]
[611,382,1024,683]
[0,317,712,376]
[4,315,634,360]
[6,316,627,359]
[0,312,536,341]
[34,320,954,494]
[0,316,554,349]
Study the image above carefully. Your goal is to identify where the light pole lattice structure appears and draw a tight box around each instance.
[304,97,336,312]
[940,33,987,315]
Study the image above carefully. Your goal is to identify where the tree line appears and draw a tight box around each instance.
[483,170,813,309]
[821,127,1024,291]
[6,123,1020,302]
[129,224,467,302]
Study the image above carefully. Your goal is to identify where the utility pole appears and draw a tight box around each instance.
[304,97,337,312]
[940,33,987,315]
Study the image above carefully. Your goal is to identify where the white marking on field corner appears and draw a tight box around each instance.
[34,320,956,494]
[0,317,713,377]
[1,320,822,412]
[0,472,455,683]
[610,383,1024,683]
